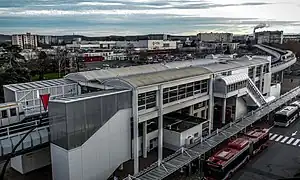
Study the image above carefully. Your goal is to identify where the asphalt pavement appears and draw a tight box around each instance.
[232,119,300,180]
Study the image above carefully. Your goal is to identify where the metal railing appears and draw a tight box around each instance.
[246,78,267,106]
[0,118,49,139]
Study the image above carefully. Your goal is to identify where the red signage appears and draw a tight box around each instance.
[40,94,50,111]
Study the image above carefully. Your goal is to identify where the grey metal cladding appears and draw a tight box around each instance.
[49,90,132,150]
[49,102,68,149]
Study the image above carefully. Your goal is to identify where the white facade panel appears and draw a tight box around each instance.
[51,144,70,180]
[163,129,181,150]
[51,109,132,180]
[235,97,248,119]
[147,40,177,50]
[270,83,281,98]
[180,124,203,146]
[68,147,83,180]
[232,68,247,75]
[263,72,272,95]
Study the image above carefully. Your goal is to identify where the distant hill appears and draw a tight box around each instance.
[0,34,11,42]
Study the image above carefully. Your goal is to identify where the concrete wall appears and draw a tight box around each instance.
[51,108,132,180]
[270,83,281,98]
[235,97,248,119]
[263,73,272,95]
[180,124,203,146]
[11,147,51,174]
[163,129,181,150]
[131,130,159,156]
[51,144,70,180]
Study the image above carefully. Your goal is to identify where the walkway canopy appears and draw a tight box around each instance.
[219,73,249,85]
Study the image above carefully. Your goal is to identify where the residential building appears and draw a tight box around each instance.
[12,33,38,49]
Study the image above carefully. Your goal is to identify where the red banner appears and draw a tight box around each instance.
[40,94,50,111]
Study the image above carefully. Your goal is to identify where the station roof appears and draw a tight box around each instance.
[4,79,75,92]
[219,73,249,85]
[64,58,219,83]
[202,57,269,73]
[50,89,130,103]
[65,56,269,85]
[118,67,211,88]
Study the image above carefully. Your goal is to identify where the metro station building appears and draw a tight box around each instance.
[46,55,275,180]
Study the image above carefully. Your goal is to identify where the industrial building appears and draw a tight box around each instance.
[197,33,233,43]
[255,31,284,44]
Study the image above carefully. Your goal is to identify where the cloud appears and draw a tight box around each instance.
[76,2,125,6]
[0,0,300,35]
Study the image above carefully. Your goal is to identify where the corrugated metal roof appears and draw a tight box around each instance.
[120,67,211,88]
[64,59,219,83]
[65,57,268,83]
[4,79,75,92]
[65,63,170,82]
[203,57,269,73]
[219,73,249,85]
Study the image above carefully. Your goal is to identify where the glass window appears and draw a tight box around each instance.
[10,108,17,116]
[1,110,7,118]
[248,67,254,79]
[256,65,262,77]
[138,91,157,111]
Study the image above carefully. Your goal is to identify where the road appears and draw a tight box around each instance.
[232,119,300,180]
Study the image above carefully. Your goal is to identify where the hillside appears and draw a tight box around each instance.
[0,34,11,42]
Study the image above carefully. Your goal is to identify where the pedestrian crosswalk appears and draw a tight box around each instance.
[269,133,300,147]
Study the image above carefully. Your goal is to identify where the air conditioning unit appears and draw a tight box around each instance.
[185,136,194,145]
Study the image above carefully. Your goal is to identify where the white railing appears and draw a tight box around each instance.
[247,78,267,106]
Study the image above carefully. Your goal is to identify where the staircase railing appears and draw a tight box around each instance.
[247,78,267,106]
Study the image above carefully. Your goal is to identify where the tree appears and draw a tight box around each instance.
[0,66,31,101]
[27,51,51,80]
[1,45,25,67]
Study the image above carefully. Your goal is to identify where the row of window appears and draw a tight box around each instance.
[248,64,269,79]
[227,80,248,92]
[163,80,209,104]
[194,100,208,110]
[138,91,157,111]
[1,108,17,119]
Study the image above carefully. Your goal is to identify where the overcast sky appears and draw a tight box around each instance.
[0,0,299,36]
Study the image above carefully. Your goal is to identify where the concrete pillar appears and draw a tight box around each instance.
[253,66,257,81]
[222,98,226,125]
[143,121,147,158]
[260,65,264,91]
[132,89,139,174]
[158,85,164,166]
[190,106,194,116]
[188,163,192,176]
[235,96,238,121]
[208,76,214,134]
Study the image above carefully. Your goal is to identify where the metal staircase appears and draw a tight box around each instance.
[246,78,267,107]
